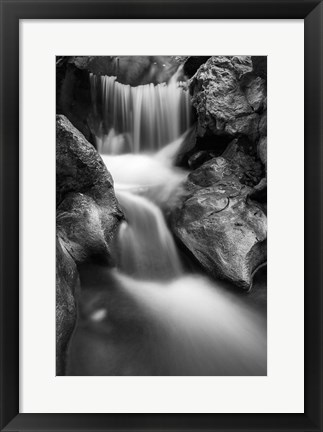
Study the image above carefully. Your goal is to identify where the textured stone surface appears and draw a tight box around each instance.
[258,137,267,168]
[56,236,79,375]
[56,115,124,373]
[243,75,267,113]
[222,138,264,187]
[57,115,123,264]
[170,157,267,289]
[68,56,180,86]
[189,56,267,145]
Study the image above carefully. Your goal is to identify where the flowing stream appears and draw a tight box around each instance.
[67,71,267,376]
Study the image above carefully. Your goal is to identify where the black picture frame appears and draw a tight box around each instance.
[1,1,322,431]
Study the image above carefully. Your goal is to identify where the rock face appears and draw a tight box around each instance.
[172,56,267,286]
[190,56,265,142]
[57,58,94,144]
[177,56,267,172]
[56,237,79,375]
[170,157,267,289]
[56,115,123,373]
[69,56,180,86]
[56,114,123,264]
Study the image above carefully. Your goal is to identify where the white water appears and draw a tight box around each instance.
[90,72,191,153]
[69,68,267,376]
[115,190,183,280]
[101,133,188,202]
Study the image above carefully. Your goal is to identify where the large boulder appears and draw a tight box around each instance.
[178,56,267,173]
[190,56,266,143]
[56,114,123,264]
[56,115,124,373]
[170,157,267,289]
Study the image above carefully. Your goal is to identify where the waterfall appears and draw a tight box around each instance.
[115,191,182,280]
[90,72,191,154]
[67,63,266,377]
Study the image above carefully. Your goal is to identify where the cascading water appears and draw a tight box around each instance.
[115,190,182,280]
[67,67,267,376]
[90,70,191,154]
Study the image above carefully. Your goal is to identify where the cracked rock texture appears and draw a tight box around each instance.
[170,157,267,289]
[190,56,266,142]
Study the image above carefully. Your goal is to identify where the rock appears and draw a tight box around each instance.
[251,56,267,80]
[57,193,120,265]
[183,56,212,78]
[189,56,266,143]
[249,177,267,210]
[258,137,267,168]
[57,59,95,144]
[222,138,264,187]
[170,157,267,289]
[56,236,79,375]
[243,76,267,112]
[175,125,198,166]
[68,56,180,86]
[188,150,217,169]
[176,126,233,169]
[225,113,260,143]
[57,114,123,264]
[259,111,267,138]
[56,115,124,373]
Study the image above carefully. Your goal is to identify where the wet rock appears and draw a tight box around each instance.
[56,115,124,373]
[170,157,267,289]
[57,193,120,265]
[188,150,217,169]
[251,56,267,80]
[56,236,79,375]
[68,56,180,86]
[189,56,266,143]
[258,136,267,168]
[259,111,267,138]
[176,125,233,168]
[222,138,264,187]
[57,114,123,263]
[243,76,267,112]
[225,113,260,143]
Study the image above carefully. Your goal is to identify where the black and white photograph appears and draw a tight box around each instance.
[56,55,267,376]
